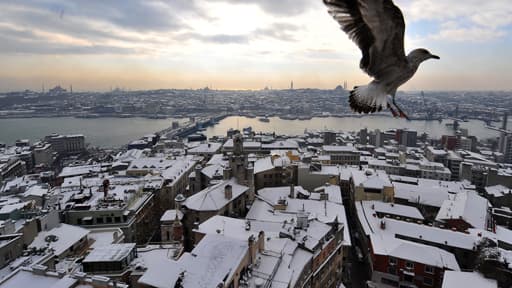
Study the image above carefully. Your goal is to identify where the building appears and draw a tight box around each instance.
[44,134,85,155]
[442,271,497,288]
[245,185,350,288]
[323,130,337,145]
[499,133,512,164]
[397,129,417,147]
[28,224,89,259]
[58,177,158,244]
[181,178,248,247]
[82,243,137,276]
[356,201,462,288]
[322,145,360,165]
[253,156,295,191]
[349,168,394,202]
[139,233,269,288]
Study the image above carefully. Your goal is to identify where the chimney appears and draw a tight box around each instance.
[248,235,257,264]
[172,219,183,242]
[258,231,265,252]
[223,167,232,180]
[225,184,233,200]
[102,179,110,198]
[289,184,295,199]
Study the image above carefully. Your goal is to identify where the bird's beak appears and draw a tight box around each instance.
[430,54,440,60]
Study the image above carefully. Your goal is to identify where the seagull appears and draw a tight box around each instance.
[323,0,439,119]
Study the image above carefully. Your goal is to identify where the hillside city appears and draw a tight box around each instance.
[1,95,512,288]
[1,86,510,123]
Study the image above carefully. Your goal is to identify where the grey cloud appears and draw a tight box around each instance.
[254,23,300,41]
[0,35,136,55]
[176,22,300,44]
[0,0,202,55]
[176,33,249,44]
[207,0,313,16]
[2,0,197,32]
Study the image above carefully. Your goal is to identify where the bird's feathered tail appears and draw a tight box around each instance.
[349,83,387,114]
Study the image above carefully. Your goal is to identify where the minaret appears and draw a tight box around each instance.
[173,194,185,243]
[503,112,508,130]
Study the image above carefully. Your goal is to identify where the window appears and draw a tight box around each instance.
[96,217,104,224]
[106,217,113,223]
[405,261,414,270]
[425,265,434,274]
[388,266,397,275]
[389,257,397,265]
[424,277,433,286]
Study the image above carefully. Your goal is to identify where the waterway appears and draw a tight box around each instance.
[0,115,503,148]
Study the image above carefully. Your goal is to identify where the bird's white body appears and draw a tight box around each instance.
[351,82,388,111]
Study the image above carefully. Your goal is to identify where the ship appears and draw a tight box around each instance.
[258,116,270,122]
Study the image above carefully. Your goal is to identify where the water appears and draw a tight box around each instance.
[205,116,501,140]
[0,117,185,148]
[0,115,502,148]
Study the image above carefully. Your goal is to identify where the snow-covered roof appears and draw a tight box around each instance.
[363,201,424,220]
[188,143,222,154]
[312,184,342,204]
[0,202,28,214]
[261,140,299,150]
[183,178,248,212]
[0,268,78,288]
[257,186,310,203]
[253,156,291,174]
[83,243,135,263]
[435,191,489,229]
[161,156,196,181]
[442,271,497,288]
[194,216,313,288]
[247,195,351,247]
[485,185,511,198]
[351,169,392,189]
[88,227,124,249]
[205,154,228,167]
[29,224,89,256]
[22,185,48,198]
[58,164,106,178]
[128,157,176,171]
[356,201,484,254]
[139,234,248,288]
[223,139,261,150]
[322,145,358,153]
[356,202,461,270]
[201,164,224,179]
[115,149,144,163]
[392,178,475,208]
[160,210,184,222]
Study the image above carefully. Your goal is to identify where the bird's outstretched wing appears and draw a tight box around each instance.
[324,0,408,80]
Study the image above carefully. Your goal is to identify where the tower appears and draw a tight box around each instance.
[503,112,508,131]
[290,81,294,90]
[230,133,248,184]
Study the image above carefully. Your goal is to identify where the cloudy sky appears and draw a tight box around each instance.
[0,0,511,92]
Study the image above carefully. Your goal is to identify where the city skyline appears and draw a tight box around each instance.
[0,0,511,92]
